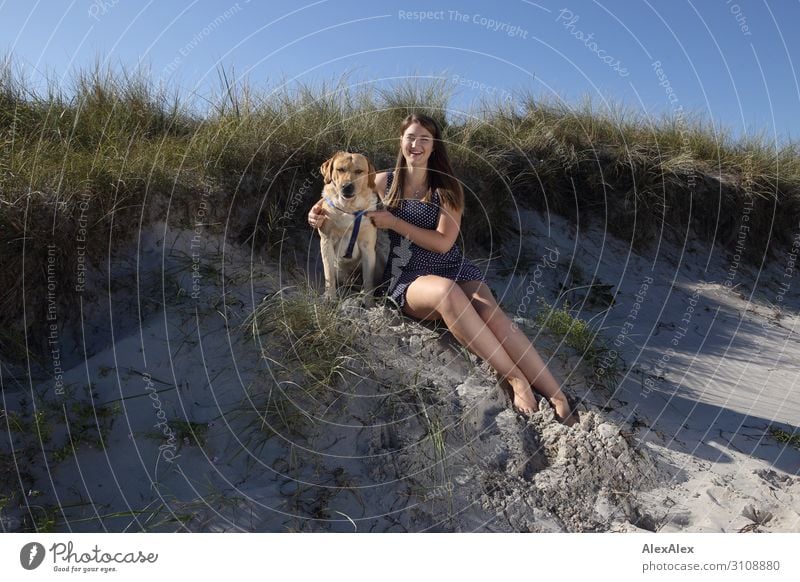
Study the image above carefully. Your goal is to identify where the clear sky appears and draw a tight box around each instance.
[2,0,798,143]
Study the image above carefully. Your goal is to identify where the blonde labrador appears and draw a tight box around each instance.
[317,152,383,305]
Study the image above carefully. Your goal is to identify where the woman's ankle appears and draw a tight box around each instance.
[507,373,533,389]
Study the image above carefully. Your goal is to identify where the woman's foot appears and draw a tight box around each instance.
[551,395,577,427]
[508,377,538,415]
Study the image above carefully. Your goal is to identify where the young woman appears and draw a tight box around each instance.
[308,113,576,426]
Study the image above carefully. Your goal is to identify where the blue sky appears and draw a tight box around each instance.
[2,0,798,143]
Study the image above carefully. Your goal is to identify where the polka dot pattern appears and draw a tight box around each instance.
[376,171,485,308]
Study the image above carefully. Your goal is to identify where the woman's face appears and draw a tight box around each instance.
[401,121,434,168]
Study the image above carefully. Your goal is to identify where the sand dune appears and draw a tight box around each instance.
[2,209,798,533]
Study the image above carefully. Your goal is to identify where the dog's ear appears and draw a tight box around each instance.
[366,158,376,190]
[320,154,339,184]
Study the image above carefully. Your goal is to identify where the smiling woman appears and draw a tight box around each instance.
[308,113,577,426]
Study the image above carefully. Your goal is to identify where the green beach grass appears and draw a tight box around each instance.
[2,54,799,369]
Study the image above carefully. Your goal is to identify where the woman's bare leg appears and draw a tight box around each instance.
[403,275,538,414]
[457,281,576,426]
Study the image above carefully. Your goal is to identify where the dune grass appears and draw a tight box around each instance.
[241,282,363,441]
[534,297,622,392]
[1,52,799,370]
[0,383,121,531]
[769,426,800,450]
[247,285,358,393]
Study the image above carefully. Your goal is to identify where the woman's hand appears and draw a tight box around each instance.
[308,199,327,229]
[367,210,398,230]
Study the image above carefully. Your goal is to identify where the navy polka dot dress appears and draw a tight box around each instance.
[377,171,485,309]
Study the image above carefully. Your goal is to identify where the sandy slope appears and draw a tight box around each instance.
[496,209,800,532]
[2,210,798,533]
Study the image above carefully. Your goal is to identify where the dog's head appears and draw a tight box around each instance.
[320,151,376,201]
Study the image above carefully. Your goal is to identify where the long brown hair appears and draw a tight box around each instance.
[384,113,464,212]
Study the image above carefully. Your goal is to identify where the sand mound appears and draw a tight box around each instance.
[327,299,667,532]
[6,217,796,533]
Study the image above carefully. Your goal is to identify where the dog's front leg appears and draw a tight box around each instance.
[319,236,338,302]
[358,237,377,308]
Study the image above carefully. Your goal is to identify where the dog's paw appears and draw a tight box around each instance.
[323,290,337,304]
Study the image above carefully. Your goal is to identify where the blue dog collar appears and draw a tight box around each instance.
[323,197,376,259]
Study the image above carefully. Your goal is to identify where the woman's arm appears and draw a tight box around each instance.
[368,203,462,254]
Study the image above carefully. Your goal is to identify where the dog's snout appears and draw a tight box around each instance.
[342,182,355,197]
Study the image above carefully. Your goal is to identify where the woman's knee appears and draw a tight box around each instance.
[436,278,471,315]
[462,282,504,320]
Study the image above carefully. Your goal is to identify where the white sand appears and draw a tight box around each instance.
[3,208,798,532]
